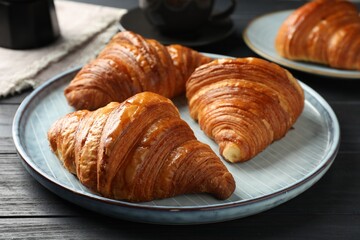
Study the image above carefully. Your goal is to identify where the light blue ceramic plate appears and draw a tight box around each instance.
[13,53,340,224]
[243,10,360,79]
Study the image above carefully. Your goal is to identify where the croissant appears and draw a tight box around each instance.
[64,31,211,110]
[275,0,360,70]
[186,57,304,163]
[48,92,235,202]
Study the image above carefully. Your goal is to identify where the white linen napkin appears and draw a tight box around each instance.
[0,0,126,97]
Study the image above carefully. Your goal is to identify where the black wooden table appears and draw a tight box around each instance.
[1,0,360,239]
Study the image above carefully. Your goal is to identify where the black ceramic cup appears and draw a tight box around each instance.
[0,0,60,49]
[139,0,236,34]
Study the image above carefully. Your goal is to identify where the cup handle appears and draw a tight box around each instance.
[210,0,236,21]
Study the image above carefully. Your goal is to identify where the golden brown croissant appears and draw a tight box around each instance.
[186,57,304,163]
[64,31,211,110]
[48,92,235,202]
[275,0,360,70]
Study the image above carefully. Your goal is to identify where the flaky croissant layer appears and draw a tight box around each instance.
[275,0,360,70]
[186,57,304,163]
[64,31,211,111]
[48,92,235,202]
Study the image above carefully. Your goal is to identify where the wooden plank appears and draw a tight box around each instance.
[0,214,360,239]
[298,75,360,104]
[0,154,81,217]
[268,152,360,214]
[0,136,15,154]
[332,103,360,153]
[0,105,17,136]
[0,104,18,153]
[0,90,30,105]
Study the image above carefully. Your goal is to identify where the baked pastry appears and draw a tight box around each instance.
[186,57,304,163]
[48,92,235,202]
[275,0,360,70]
[64,31,211,110]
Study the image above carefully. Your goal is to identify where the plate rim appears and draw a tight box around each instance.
[12,55,340,222]
[242,9,360,79]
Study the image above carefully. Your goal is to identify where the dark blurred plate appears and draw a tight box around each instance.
[119,8,235,47]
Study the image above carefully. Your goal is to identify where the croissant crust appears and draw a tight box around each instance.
[275,0,360,70]
[186,57,304,163]
[64,31,211,110]
[48,92,235,202]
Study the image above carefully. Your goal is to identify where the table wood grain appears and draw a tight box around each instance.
[1,0,360,239]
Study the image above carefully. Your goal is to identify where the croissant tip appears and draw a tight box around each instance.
[222,142,242,163]
[210,173,236,200]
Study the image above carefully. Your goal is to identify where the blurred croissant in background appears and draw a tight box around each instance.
[275,0,360,70]
[64,31,211,110]
[48,92,235,202]
[186,57,304,163]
